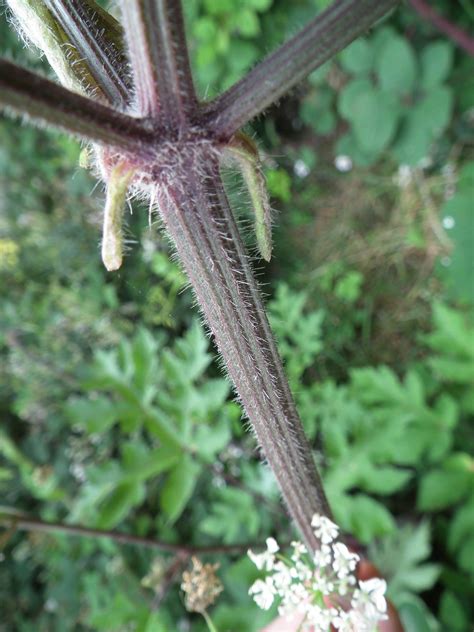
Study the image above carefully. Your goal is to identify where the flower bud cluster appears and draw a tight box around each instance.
[248,514,388,632]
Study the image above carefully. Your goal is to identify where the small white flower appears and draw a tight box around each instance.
[249,577,275,610]
[247,538,279,571]
[266,537,279,554]
[311,514,339,544]
[332,542,359,578]
[272,560,293,593]
[290,559,312,582]
[358,578,388,614]
[351,577,388,630]
[291,540,307,561]
[312,569,334,594]
[313,543,332,568]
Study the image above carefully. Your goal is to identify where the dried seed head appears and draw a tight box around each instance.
[181,556,223,613]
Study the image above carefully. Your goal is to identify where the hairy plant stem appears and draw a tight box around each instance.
[204,0,399,138]
[156,153,330,552]
[0,59,151,149]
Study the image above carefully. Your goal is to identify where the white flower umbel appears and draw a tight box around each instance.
[248,514,388,632]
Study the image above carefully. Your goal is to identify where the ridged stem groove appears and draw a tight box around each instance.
[157,153,331,551]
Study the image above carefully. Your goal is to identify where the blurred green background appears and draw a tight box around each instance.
[0,1,473,630]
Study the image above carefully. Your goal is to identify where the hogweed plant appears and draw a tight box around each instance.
[1,0,399,626]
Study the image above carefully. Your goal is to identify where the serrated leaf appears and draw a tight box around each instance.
[193,418,231,461]
[199,487,259,543]
[65,395,117,434]
[369,522,440,602]
[159,455,201,523]
[131,328,159,399]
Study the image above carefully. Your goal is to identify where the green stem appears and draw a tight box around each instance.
[201,610,219,632]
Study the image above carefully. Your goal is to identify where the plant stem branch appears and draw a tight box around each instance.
[120,0,197,123]
[409,0,474,57]
[45,0,131,107]
[204,0,399,139]
[156,155,330,552]
[0,509,263,555]
[0,59,153,150]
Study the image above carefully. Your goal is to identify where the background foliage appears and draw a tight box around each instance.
[0,1,473,631]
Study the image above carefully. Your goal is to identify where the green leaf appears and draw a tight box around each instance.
[159,455,201,523]
[335,131,378,167]
[360,465,412,495]
[370,522,440,603]
[97,481,145,529]
[440,192,474,305]
[65,395,117,434]
[420,41,453,89]
[339,38,373,75]
[439,591,470,631]
[391,117,432,165]
[338,78,373,119]
[458,535,474,576]
[342,494,395,543]
[411,86,453,136]
[376,35,417,95]
[348,88,400,153]
[121,442,179,481]
[448,496,474,553]
[417,466,472,511]
[131,328,159,399]
[199,487,260,543]
[398,599,435,632]
[193,417,232,461]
